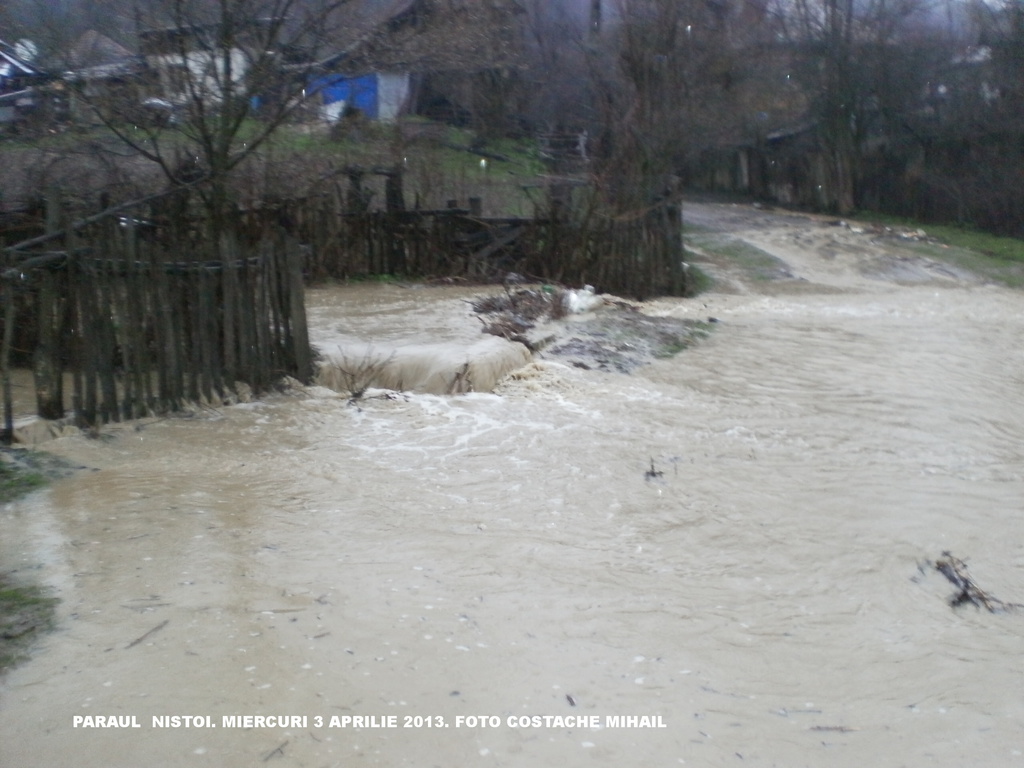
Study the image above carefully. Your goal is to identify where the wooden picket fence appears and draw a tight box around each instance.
[1,193,311,441]
[247,182,687,300]
[2,175,687,439]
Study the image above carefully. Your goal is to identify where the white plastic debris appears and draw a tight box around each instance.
[563,285,603,314]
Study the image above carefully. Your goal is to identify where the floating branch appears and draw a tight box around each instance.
[644,459,663,481]
[934,552,1023,613]
[125,619,169,648]
[263,741,288,762]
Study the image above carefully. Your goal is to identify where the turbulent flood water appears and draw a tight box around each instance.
[3,203,1024,767]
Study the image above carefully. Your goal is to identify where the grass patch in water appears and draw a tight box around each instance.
[907,242,1024,288]
[0,459,47,504]
[0,577,58,673]
[684,263,714,296]
[0,447,78,502]
[0,449,64,673]
[649,319,714,358]
[856,214,1024,288]
[684,231,791,281]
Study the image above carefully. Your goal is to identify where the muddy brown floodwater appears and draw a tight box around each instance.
[3,202,1024,767]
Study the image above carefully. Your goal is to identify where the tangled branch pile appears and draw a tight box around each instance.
[934,552,1023,613]
[471,287,567,349]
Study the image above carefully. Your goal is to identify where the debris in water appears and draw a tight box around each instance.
[471,286,709,371]
[550,313,711,373]
[125,619,169,649]
[263,740,288,761]
[645,459,664,481]
[563,285,603,314]
[472,286,566,346]
[933,552,1022,613]
[471,287,562,324]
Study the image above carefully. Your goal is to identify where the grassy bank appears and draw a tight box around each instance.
[257,120,547,218]
[0,458,47,504]
[684,204,1024,290]
[0,578,58,672]
[684,228,790,284]
[1,450,59,675]
[857,215,1024,288]
[0,118,549,219]
[683,220,792,292]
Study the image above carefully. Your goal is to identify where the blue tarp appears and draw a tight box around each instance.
[309,74,378,119]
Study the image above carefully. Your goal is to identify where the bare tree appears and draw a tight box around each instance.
[589,0,744,211]
[72,0,349,246]
[775,0,933,213]
[517,0,597,133]
[924,0,1024,233]
[971,0,1024,124]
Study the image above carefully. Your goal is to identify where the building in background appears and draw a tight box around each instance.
[0,39,47,127]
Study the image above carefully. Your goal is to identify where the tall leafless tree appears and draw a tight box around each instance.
[71,0,349,246]
[586,0,744,211]
[775,0,932,212]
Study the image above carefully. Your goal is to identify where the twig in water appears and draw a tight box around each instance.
[447,362,473,394]
[263,740,289,761]
[324,348,394,401]
[644,458,663,480]
[125,619,169,648]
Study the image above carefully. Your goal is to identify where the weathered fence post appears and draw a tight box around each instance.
[385,167,406,213]
[34,189,66,420]
[347,169,370,213]
[1,280,15,444]
[221,233,238,389]
[665,202,686,296]
[286,236,313,382]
